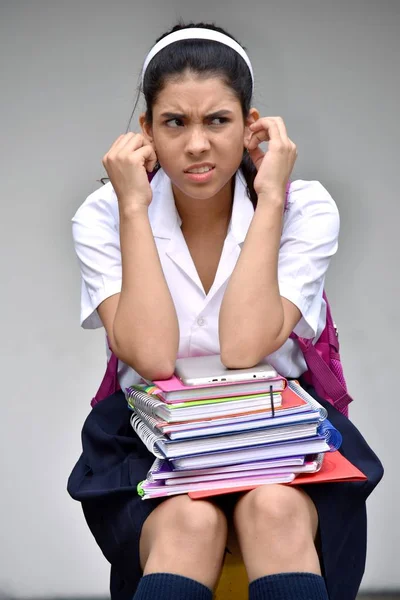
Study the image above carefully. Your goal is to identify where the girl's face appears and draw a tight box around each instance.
[141,73,258,202]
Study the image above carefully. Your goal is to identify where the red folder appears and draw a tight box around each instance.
[188,451,366,500]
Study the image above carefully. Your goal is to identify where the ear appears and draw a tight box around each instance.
[139,112,153,143]
[244,107,260,147]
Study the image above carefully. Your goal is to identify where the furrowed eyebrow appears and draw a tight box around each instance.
[160,110,234,120]
[160,112,185,120]
[206,110,234,119]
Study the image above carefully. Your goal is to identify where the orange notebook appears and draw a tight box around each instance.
[188,451,366,500]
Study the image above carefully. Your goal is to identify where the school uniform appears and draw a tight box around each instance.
[68,169,383,600]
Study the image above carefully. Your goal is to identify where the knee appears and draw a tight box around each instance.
[234,485,314,535]
[163,496,228,545]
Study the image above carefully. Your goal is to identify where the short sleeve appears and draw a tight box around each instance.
[278,180,340,339]
[72,183,122,329]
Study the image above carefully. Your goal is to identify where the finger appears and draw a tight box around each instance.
[117,133,146,154]
[131,144,158,172]
[268,117,289,142]
[247,145,265,171]
[246,129,270,150]
[247,118,281,150]
[258,117,295,149]
[103,133,135,163]
[107,134,147,162]
[249,117,281,137]
[249,117,294,153]
[109,132,135,152]
[249,116,291,144]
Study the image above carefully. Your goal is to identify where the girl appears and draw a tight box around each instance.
[68,22,383,600]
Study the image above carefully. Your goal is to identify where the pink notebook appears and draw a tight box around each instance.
[143,375,286,404]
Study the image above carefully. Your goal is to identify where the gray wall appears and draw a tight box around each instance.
[0,0,398,597]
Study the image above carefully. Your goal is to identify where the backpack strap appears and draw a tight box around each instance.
[91,339,121,407]
[291,293,353,412]
[293,336,353,412]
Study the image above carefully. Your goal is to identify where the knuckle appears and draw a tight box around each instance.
[273,141,285,153]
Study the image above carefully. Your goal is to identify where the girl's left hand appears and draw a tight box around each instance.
[245,116,297,199]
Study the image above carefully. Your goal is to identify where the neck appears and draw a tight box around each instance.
[172,178,234,232]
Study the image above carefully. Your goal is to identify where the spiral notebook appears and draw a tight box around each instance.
[126,379,326,424]
[130,413,323,460]
[134,405,321,440]
[140,374,286,403]
[126,388,283,422]
[188,451,367,499]
[138,472,296,499]
[170,437,331,470]
[147,455,307,480]
[137,454,326,500]
[164,456,323,485]
[136,451,366,501]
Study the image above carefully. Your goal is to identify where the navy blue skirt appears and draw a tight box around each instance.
[67,382,383,600]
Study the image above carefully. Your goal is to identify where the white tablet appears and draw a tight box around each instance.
[174,354,278,386]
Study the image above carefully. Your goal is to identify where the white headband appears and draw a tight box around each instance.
[141,28,254,88]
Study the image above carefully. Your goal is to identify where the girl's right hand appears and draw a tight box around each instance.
[102,133,158,209]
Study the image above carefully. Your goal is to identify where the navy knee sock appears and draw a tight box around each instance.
[249,572,329,600]
[133,573,212,600]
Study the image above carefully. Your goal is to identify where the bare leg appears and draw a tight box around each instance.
[233,484,320,582]
[139,494,228,590]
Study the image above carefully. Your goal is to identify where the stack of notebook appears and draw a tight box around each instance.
[126,363,364,500]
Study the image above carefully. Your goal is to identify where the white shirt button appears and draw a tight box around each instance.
[197,317,206,327]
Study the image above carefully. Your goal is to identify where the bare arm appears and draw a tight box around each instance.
[219,192,301,367]
[219,116,299,367]
[97,133,179,380]
[98,205,179,381]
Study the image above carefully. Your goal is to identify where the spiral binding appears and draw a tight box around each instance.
[318,419,342,450]
[315,452,325,472]
[135,408,161,433]
[126,386,164,418]
[130,413,165,459]
[147,457,164,482]
[287,380,328,420]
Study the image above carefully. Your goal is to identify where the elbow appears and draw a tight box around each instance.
[220,338,284,369]
[120,350,175,382]
[111,340,176,382]
[220,344,265,369]
[135,358,176,382]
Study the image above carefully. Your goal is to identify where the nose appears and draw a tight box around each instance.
[185,125,211,155]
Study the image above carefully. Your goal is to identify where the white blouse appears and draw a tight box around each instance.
[72,169,340,392]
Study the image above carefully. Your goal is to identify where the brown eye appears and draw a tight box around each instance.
[166,118,184,128]
[209,117,229,125]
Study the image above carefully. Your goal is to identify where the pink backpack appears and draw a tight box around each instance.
[91,181,353,417]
